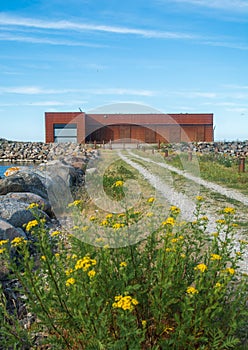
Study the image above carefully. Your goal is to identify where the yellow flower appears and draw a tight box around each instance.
[118,213,125,218]
[194,263,208,273]
[65,268,74,276]
[165,248,172,252]
[232,223,238,227]
[89,216,97,221]
[170,206,180,214]
[88,270,96,278]
[75,256,96,271]
[214,282,222,288]
[27,203,39,209]
[112,223,125,229]
[186,286,198,294]
[236,252,242,256]
[171,238,179,243]
[26,220,39,232]
[162,217,175,226]
[226,267,235,275]
[147,197,155,203]
[0,248,6,254]
[67,200,82,208]
[146,212,154,217]
[106,214,113,219]
[11,237,27,247]
[141,320,147,328]
[113,180,124,187]
[210,254,222,261]
[196,196,203,201]
[0,239,8,246]
[66,277,76,287]
[223,207,235,214]
[51,230,61,237]
[41,255,46,261]
[180,253,186,259]
[95,237,104,243]
[120,261,127,267]
[216,219,226,224]
[200,216,209,221]
[55,253,60,259]
[112,295,139,311]
[100,220,108,226]
[212,232,219,238]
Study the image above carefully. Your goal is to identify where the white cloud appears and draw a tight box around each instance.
[170,0,248,11]
[0,33,106,47]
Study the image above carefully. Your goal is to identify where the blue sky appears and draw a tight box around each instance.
[0,0,248,141]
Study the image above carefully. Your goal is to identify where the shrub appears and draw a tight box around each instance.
[0,198,247,349]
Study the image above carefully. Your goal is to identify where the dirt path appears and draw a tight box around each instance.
[118,150,248,272]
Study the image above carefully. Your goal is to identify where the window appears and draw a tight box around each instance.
[54,124,77,143]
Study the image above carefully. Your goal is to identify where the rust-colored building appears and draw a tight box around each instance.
[45,112,213,143]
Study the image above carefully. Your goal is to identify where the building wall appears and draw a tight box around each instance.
[45,112,213,143]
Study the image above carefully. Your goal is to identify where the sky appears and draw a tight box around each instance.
[0,0,248,142]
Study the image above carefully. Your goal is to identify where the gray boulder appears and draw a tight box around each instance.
[0,171,48,199]
[3,192,51,213]
[0,198,49,228]
[0,218,26,241]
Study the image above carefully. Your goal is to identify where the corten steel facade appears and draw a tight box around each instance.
[45,112,214,143]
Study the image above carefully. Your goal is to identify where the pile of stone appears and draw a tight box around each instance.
[165,141,248,157]
[0,147,98,246]
[0,140,92,162]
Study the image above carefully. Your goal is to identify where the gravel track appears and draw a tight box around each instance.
[118,150,248,272]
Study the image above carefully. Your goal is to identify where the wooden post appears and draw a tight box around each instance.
[103,140,105,149]
[109,139,112,150]
[239,157,245,173]
[94,140,97,149]
[164,149,168,158]
[158,140,161,149]
[152,148,154,154]
[188,151,192,161]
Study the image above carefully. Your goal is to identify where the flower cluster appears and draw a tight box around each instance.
[67,200,82,208]
[27,203,39,209]
[75,256,96,271]
[26,220,39,232]
[11,237,27,247]
[186,286,199,295]
[112,180,124,187]
[162,217,175,227]
[194,263,208,273]
[112,295,139,311]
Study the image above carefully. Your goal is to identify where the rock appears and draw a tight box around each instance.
[3,192,51,213]
[0,198,49,228]
[0,171,48,199]
[0,218,26,241]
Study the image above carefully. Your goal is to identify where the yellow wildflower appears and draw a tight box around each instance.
[170,206,180,214]
[232,223,238,227]
[112,295,139,311]
[200,216,209,221]
[196,196,203,201]
[0,239,9,246]
[0,248,6,254]
[236,252,242,256]
[120,261,127,267]
[162,217,175,226]
[106,214,113,219]
[226,267,235,275]
[214,282,222,288]
[75,256,96,271]
[55,253,60,259]
[112,223,125,229]
[113,180,124,187]
[194,263,208,273]
[212,232,219,238]
[89,216,97,221]
[210,254,222,261]
[171,238,179,243]
[147,197,155,203]
[180,253,186,259]
[186,286,198,295]
[66,277,76,287]
[95,237,104,243]
[65,268,74,276]
[88,270,96,278]
[142,320,147,328]
[146,212,154,217]
[26,220,39,232]
[41,255,46,261]
[223,207,235,214]
[11,237,27,247]
[216,219,226,224]
[51,230,61,237]
[118,213,125,218]
[27,203,39,209]
[67,200,82,208]
[100,220,108,226]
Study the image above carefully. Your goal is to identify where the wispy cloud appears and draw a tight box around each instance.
[170,0,248,12]
[0,85,156,97]
[172,91,218,98]
[0,33,106,47]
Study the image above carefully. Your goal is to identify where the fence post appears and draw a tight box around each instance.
[239,157,245,173]
[188,151,192,161]
[109,139,112,150]
[164,149,168,158]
